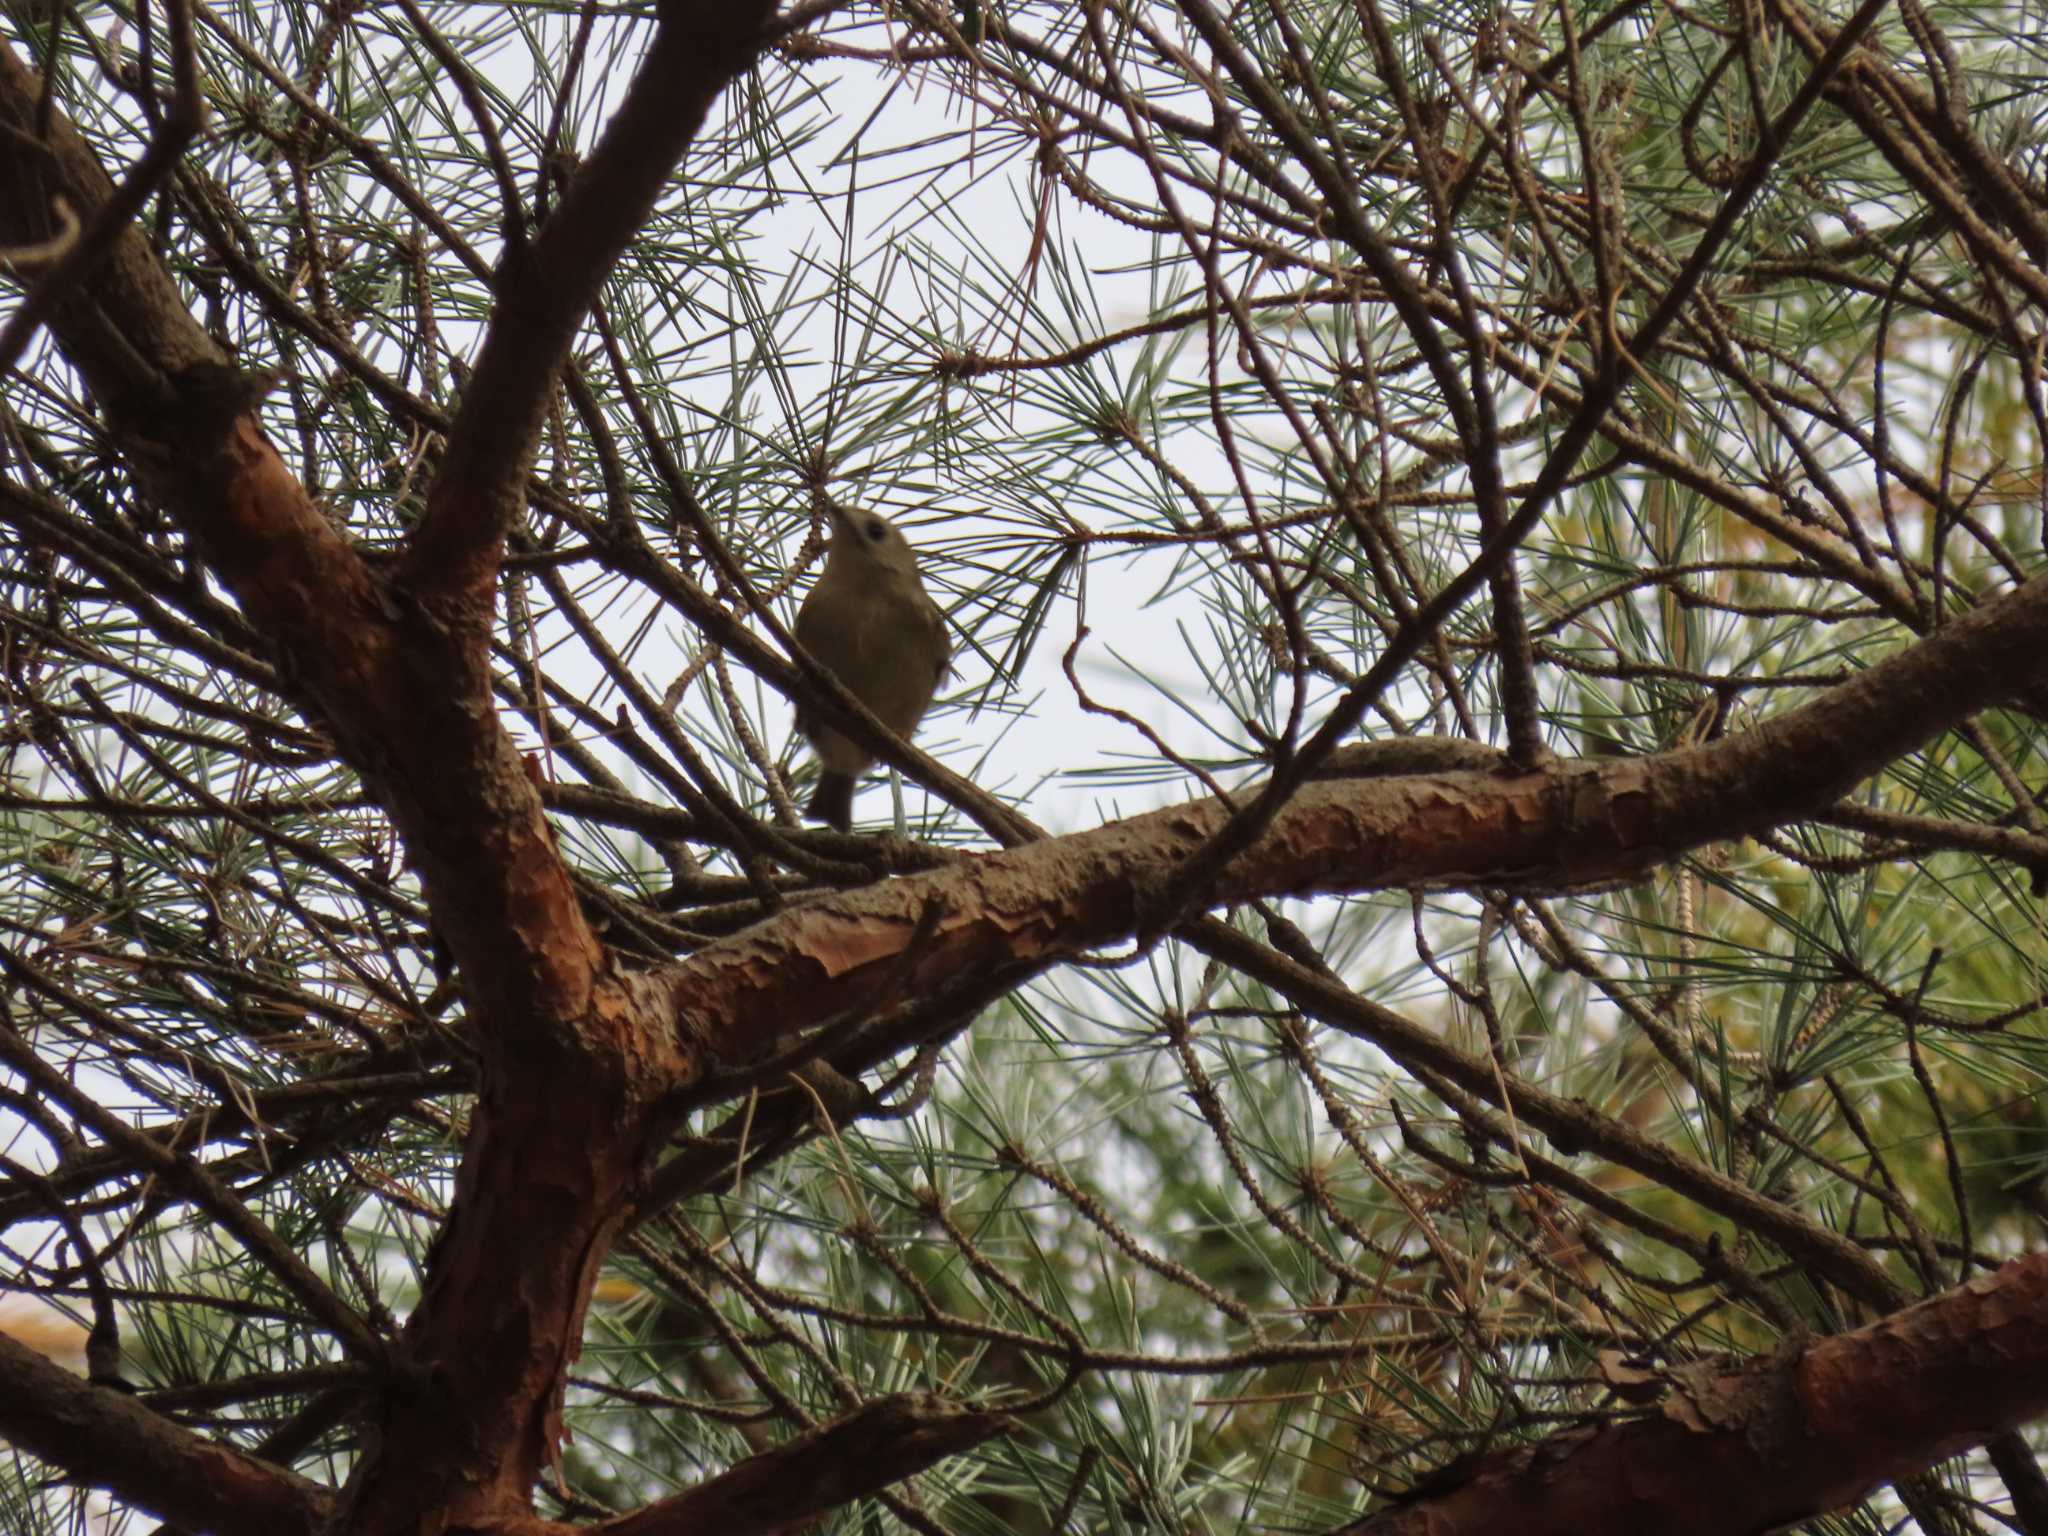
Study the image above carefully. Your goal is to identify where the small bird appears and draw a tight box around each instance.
[794,501,951,832]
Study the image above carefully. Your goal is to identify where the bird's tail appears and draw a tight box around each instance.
[805,771,855,833]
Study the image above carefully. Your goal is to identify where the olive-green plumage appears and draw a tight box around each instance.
[794,503,950,832]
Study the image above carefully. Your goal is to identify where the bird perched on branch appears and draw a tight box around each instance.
[794,501,950,833]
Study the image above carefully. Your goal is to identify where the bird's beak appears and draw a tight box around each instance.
[821,499,857,542]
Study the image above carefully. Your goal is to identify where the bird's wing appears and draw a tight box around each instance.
[925,594,954,685]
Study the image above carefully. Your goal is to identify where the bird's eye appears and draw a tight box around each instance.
[864,520,887,542]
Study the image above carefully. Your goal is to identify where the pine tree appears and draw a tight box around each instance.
[1,3,2045,1533]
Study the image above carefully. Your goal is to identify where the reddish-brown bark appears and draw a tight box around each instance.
[0,5,767,1530]
[0,1328,332,1536]
[1337,1252,2048,1536]
[673,562,2048,1077]
[404,1,779,603]
[585,1393,1014,1536]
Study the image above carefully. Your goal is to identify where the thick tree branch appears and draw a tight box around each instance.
[434,1393,1010,1536]
[401,0,777,603]
[0,0,201,379]
[0,12,769,1529]
[0,1329,329,1536]
[676,566,2048,1069]
[1332,1253,2048,1536]
[588,1393,1010,1536]
[0,35,604,1062]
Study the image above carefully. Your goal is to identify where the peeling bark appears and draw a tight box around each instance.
[674,553,2048,1068]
